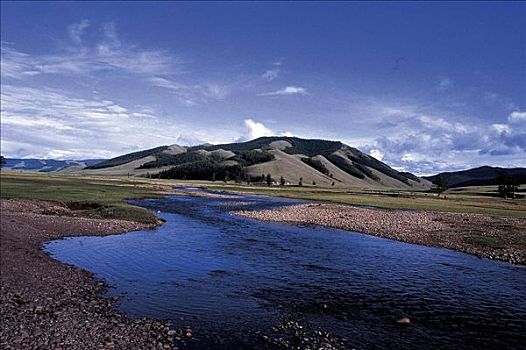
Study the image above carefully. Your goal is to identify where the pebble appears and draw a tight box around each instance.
[396,317,411,325]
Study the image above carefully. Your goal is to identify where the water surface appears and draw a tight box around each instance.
[45,189,526,349]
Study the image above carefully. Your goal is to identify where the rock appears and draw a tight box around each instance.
[396,317,411,325]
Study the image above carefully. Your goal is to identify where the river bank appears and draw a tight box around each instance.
[0,198,183,349]
[234,203,526,264]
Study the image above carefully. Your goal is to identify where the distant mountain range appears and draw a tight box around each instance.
[423,166,526,188]
[3,158,105,173]
[80,136,431,189]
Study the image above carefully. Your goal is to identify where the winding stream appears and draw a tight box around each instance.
[45,189,526,349]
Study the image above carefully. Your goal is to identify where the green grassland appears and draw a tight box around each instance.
[1,172,525,219]
[139,177,525,218]
[196,181,526,218]
[0,173,162,223]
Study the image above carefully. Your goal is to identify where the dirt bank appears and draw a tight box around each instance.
[0,198,184,349]
[234,203,526,264]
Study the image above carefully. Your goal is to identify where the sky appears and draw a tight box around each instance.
[1,1,525,175]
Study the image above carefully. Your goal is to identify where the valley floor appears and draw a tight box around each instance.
[0,199,180,349]
[0,173,524,349]
[234,203,526,265]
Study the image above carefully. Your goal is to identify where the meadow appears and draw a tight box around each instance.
[1,172,524,219]
[0,173,161,223]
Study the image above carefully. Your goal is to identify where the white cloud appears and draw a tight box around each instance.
[491,124,511,133]
[262,69,279,81]
[1,22,228,108]
[361,106,526,174]
[258,86,306,96]
[244,119,274,139]
[149,77,196,105]
[1,21,251,110]
[0,85,207,158]
[261,57,286,81]
[101,22,119,44]
[0,46,37,79]
[508,111,526,123]
[238,119,293,141]
[149,77,186,91]
[149,77,229,105]
[200,83,229,100]
[173,135,206,146]
[68,20,90,44]
[369,149,384,160]
[1,23,179,79]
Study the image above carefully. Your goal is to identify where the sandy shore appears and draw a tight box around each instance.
[234,203,526,264]
[0,199,185,349]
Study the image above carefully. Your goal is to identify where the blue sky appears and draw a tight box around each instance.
[1,1,525,174]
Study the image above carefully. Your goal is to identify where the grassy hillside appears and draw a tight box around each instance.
[340,146,413,184]
[301,157,331,176]
[245,150,337,186]
[424,166,526,188]
[196,136,342,156]
[327,153,367,179]
[74,136,428,190]
[87,145,168,169]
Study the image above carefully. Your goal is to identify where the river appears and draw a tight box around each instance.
[45,189,526,349]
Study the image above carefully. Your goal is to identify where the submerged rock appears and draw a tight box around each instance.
[396,317,411,325]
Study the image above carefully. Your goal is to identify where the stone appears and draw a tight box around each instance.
[396,317,411,325]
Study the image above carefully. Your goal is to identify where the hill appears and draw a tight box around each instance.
[3,158,105,173]
[424,166,526,188]
[77,136,430,189]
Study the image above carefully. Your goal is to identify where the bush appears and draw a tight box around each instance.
[234,150,274,166]
[327,154,365,179]
[497,172,519,199]
[158,160,244,181]
[431,174,449,197]
[345,149,410,184]
[138,151,206,169]
[301,157,330,175]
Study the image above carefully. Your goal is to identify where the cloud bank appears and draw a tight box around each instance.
[0,85,205,159]
[360,109,526,175]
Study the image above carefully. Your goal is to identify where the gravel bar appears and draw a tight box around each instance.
[234,203,526,264]
[0,199,186,350]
